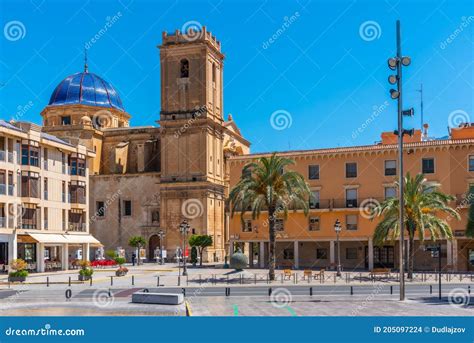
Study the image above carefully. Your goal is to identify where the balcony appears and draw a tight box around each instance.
[0,151,4,161]
[7,152,13,163]
[70,193,86,205]
[0,217,5,228]
[7,185,13,196]
[0,184,5,195]
[21,222,38,230]
[333,198,358,209]
[68,222,86,232]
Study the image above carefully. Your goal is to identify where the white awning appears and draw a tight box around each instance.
[28,233,69,244]
[64,234,102,246]
[26,233,102,246]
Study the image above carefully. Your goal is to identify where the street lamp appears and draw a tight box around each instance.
[179,219,191,276]
[158,229,165,265]
[387,20,414,301]
[334,219,342,277]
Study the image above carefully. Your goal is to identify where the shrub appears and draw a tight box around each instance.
[114,257,126,266]
[190,246,198,265]
[105,250,118,259]
[79,268,94,277]
[230,249,248,270]
[9,270,28,278]
[91,260,117,267]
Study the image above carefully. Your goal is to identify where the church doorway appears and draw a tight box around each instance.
[148,235,160,262]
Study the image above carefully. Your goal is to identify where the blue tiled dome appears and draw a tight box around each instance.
[48,72,124,111]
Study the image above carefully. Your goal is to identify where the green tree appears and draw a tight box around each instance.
[229,153,311,280]
[466,185,474,238]
[128,236,146,266]
[188,234,213,266]
[372,173,459,278]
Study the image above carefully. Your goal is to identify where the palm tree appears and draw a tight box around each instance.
[372,172,459,278]
[229,154,311,280]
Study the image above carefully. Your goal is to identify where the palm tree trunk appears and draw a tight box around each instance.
[408,235,415,279]
[268,207,276,281]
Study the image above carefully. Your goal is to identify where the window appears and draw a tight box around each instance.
[69,155,86,176]
[7,172,13,196]
[346,162,357,178]
[0,170,5,195]
[61,116,71,125]
[21,205,37,229]
[123,200,132,216]
[384,160,396,176]
[21,142,39,167]
[385,187,396,199]
[283,248,294,260]
[70,181,86,204]
[308,165,320,180]
[96,201,105,218]
[43,178,48,200]
[21,172,39,198]
[346,215,358,230]
[309,190,320,209]
[316,248,327,259]
[469,156,474,172]
[212,64,216,83]
[275,218,284,231]
[345,188,358,208]
[422,158,435,174]
[180,59,189,78]
[346,247,358,259]
[43,148,48,170]
[309,217,320,231]
[44,207,48,229]
[242,219,252,232]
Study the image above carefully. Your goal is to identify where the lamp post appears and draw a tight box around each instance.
[158,229,165,265]
[334,219,342,277]
[179,219,191,276]
[387,20,413,301]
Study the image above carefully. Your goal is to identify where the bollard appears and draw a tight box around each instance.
[65,289,72,300]
[143,288,149,293]
[132,275,135,286]
[108,289,111,297]
[182,288,186,296]
[359,273,362,283]
[157,276,160,286]
[240,274,243,285]
[390,285,393,294]
[334,274,336,284]
[430,285,433,294]
[350,286,353,295]
[199,274,202,285]
[68,276,71,287]
[89,277,93,286]
[468,285,471,294]
[281,274,283,284]
[310,287,313,296]
[47,277,49,287]
[110,276,113,286]
[186,274,189,286]
[268,287,272,296]
[178,276,181,286]
[255,274,257,285]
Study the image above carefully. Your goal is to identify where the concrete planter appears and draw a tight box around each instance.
[78,275,92,281]
[115,270,127,277]
[8,276,26,283]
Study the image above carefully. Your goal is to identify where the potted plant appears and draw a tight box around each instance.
[8,259,28,282]
[78,260,94,281]
[114,257,128,276]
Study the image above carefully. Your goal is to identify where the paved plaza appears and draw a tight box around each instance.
[0,264,472,316]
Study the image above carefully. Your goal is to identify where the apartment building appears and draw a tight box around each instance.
[0,120,98,273]
[227,125,474,272]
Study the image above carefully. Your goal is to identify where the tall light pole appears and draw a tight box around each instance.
[179,219,191,276]
[334,219,342,277]
[388,20,413,301]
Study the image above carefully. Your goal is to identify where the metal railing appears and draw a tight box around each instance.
[68,222,86,232]
[0,151,4,161]
[0,217,5,228]
[7,185,13,196]
[0,184,5,195]
[7,152,13,163]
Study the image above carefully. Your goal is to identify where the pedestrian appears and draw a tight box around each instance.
[132,252,136,266]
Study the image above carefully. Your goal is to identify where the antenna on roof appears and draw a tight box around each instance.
[416,83,424,130]
[84,46,88,73]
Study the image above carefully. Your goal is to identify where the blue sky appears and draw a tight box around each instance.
[0,0,473,153]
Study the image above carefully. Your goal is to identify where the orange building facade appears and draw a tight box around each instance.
[227,128,474,272]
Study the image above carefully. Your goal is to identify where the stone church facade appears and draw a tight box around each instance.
[40,27,250,262]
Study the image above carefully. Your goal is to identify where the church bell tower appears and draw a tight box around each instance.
[158,27,226,261]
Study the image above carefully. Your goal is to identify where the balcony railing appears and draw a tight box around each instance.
[7,185,13,196]
[0,151,4,161]
[21,222,37,230]
[0,217,5,228]
[68,222,86,232]
[7,152,13,163]
[44,220,48,229]
[0,184,5,195]
[70,193,86,204]
[44,191,48,200]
